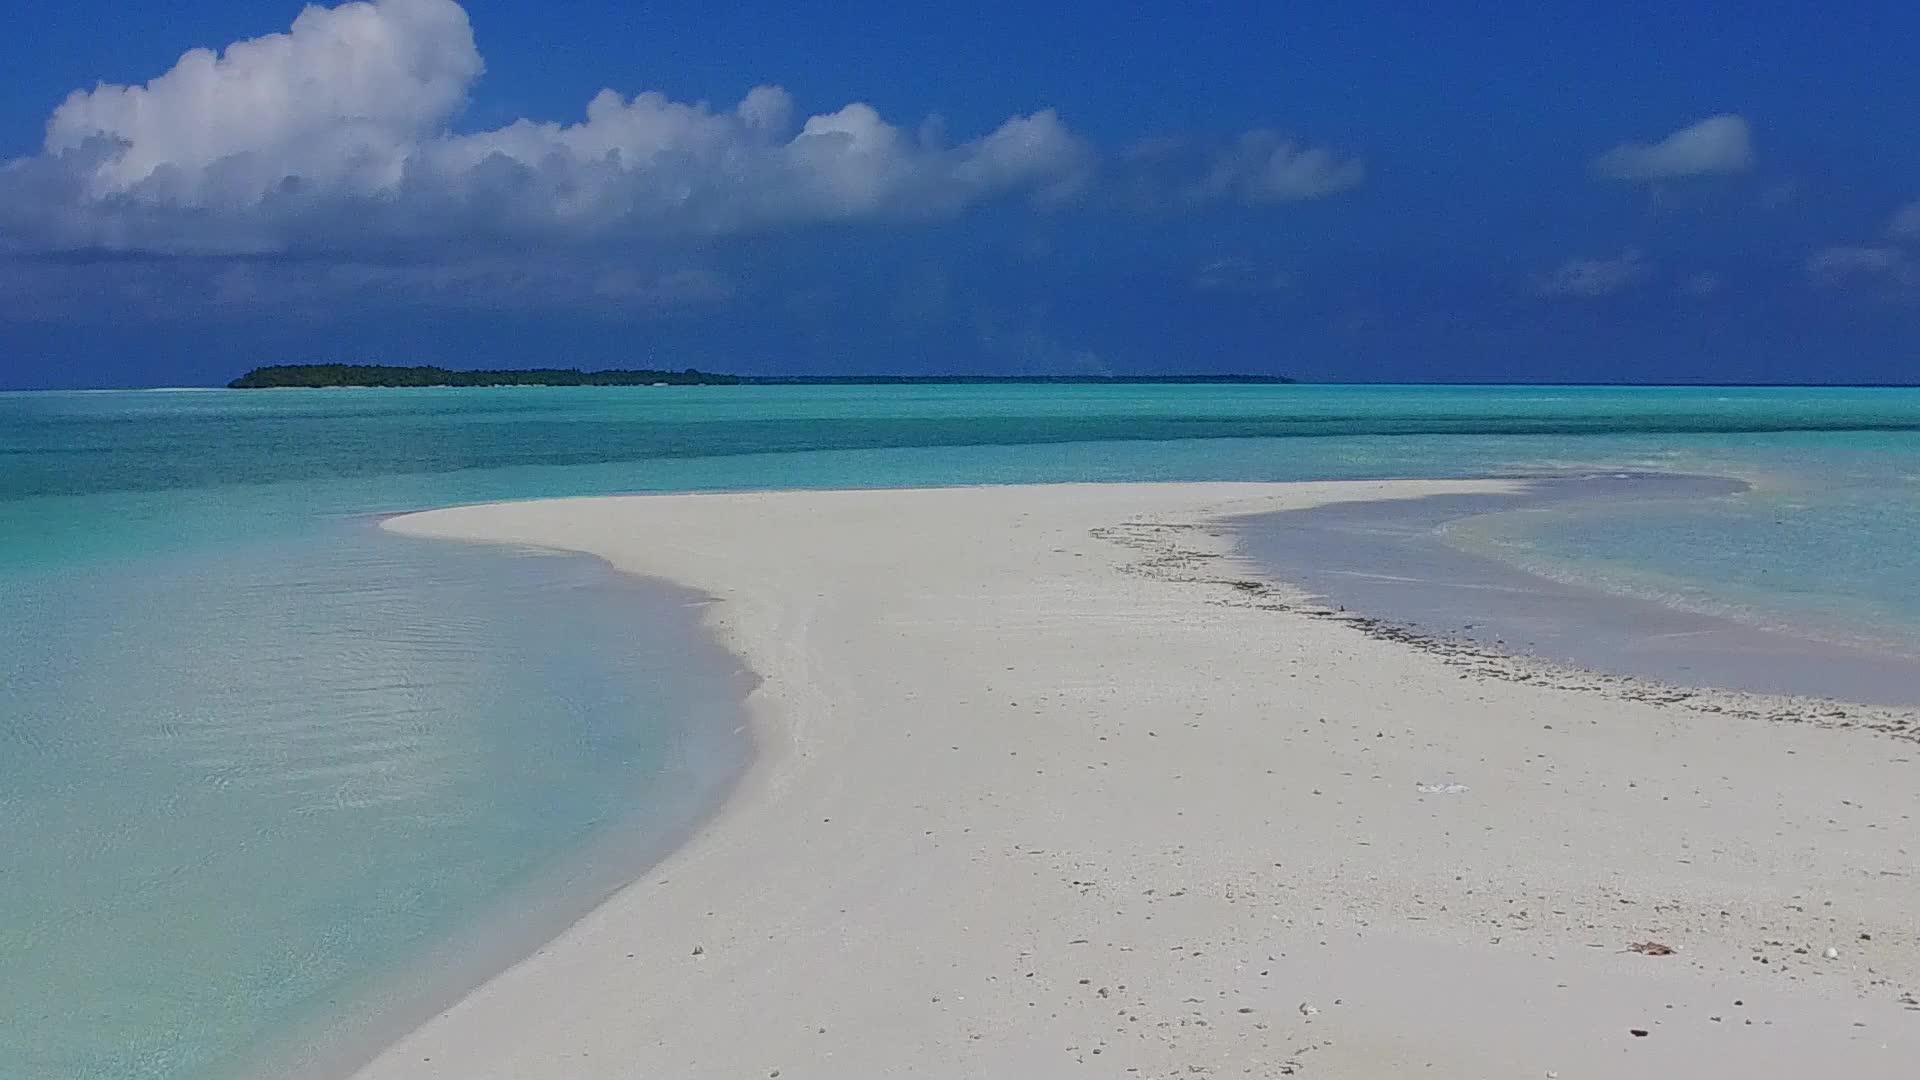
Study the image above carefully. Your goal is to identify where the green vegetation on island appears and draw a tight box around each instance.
[229,365,743,388]
[229,364,1297,389]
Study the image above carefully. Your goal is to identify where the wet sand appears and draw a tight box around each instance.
[1233,472,1920,706]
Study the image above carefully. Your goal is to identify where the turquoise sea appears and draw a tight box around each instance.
[4,384,1919,1078]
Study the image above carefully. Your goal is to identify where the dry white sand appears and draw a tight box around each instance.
[361,481,1920,1079]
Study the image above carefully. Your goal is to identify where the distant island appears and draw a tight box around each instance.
[228,364,1296,389]
[229,365,744,388]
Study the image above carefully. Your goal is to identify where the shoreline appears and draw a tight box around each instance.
[252,533,757,1080]
[356,481,1920,1079]
[1230,471,1920,708]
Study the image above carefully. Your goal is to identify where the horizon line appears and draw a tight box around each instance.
[7,378,1920,392]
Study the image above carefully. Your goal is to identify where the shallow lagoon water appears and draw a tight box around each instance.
[1234,473,1920,704]
[2,383,1919,1077]
[2,524,749,1079]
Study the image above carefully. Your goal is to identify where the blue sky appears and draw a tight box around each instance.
[1,0,1916,388]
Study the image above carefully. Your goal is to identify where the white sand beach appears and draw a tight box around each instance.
[363,481,1920,1079]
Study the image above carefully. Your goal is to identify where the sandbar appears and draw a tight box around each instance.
[359,481,1920,1079]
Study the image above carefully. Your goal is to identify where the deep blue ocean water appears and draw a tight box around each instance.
[3,384,1918,1078]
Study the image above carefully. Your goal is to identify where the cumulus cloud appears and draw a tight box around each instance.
[1592,114,1753,181]
[1789,197,1920,295]
[1106,131,1364,211]
[1794,198,1920,298]
[0,0,1094,254]
[43,0,482,205]
[1194,131,1365,203]
[1796,197,1920,298]
[1534,249,1649,297]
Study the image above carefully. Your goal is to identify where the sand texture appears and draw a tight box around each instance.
[362,482,1920,1079]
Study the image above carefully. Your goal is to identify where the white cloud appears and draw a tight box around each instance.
[1798,201,1920,298]
[1101,132,1364,211]
[1592,114,1753,181]
[1806,245,1913,289]
[1196,131,1365,203]
[1891,200,1920,238]
[44,0,482,206]
[1192,257,1294,293]
[2,0,1094,253]
[1534,249,1649,297]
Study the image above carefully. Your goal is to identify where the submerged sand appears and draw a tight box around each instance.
[363,481,1920,1079]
